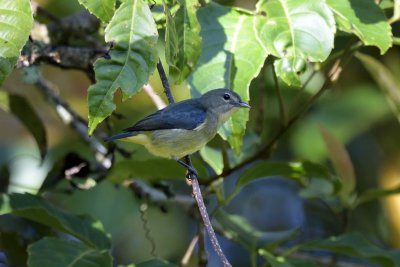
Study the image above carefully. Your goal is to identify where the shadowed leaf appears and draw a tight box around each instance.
[320,126,355,202]
[326,0,392,54]
[0,92,47,160]
[300,232,398,267]
[356,52,400,123]
[28,238,112,267]
[1,193,111,249]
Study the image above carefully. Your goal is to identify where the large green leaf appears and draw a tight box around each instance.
[255,0,335,86]
[28,237,112,267]
[1,193,111,249]
[189,3,268,154]
[0,0,33,85]
[165,0,202,84]
[356,53,400,123]
[300,232,398,267]
[88,0,158,134]
[326,0,392,54]
[78,0,115,22]
[0,92,47,159]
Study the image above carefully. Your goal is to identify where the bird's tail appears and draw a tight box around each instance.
[104,132,135,142]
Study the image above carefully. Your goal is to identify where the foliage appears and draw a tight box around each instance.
[1,0,400,266]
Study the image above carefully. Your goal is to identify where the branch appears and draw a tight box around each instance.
[35,77,111,171]
[156,61,232,267]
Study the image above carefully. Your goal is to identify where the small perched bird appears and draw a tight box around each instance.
[105,88,250,173]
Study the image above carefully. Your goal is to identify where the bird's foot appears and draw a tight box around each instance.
[176,159,198,184]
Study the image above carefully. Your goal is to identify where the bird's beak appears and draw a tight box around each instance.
[237,101,251,108]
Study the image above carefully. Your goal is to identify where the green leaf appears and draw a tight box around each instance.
[0,0,33,85]
[392,0,400,23]
[300,232,398,267]
[189,3,268,154]
[88,0,158,134]
[135,259,178,267]
[326,0,392,54]
[106,158,207,183]
[255,0,335,86]
[78,0,115,22]
[214,209,299,251]
[1,193,111,249]
[165,0,202,84]
[258,250,293,267]
[0,92,47,159]
[0,194,11,214]
[200,146,223,175]
[356,52,400,123]
[319,126,355,204]
[356,185,400,206]
[28,237,112,267]
[229,161,338,202]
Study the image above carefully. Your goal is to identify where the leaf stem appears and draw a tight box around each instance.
[272,65,287,127]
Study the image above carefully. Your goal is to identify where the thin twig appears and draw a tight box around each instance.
[143,84,167,109]
[157,60,175,104]
[272,65,287,127]
[181,235,199,266]
[156,60,231,267]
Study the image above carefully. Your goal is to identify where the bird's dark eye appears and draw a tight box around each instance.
[223,93,231,100]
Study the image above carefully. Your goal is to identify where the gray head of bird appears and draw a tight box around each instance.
[199,89,250,113]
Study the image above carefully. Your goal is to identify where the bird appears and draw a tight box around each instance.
[104,88,250,175]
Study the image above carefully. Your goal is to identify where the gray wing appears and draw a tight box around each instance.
[123,99,206,132]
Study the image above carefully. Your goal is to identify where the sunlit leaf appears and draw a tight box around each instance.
[300,232,398,267]
[78,0,115,22]
[0,92,47,160]
[200,146,223,175]
[356,186,400,206]
[320,126,355,203]
[28,238,112,267]
[326,0,392,54]
[0,0,33,85]
[255,0,335,86]
[88,0,158,134]
[1,193,111,249]
[165,0,202,84]
[356,52,400,123]
[189,3,268,154]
